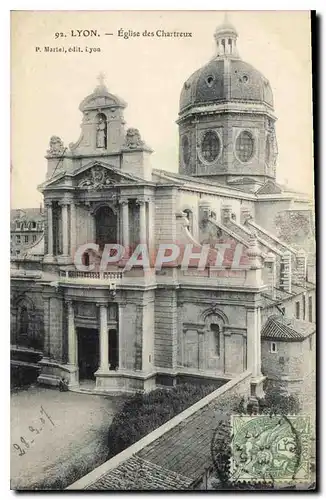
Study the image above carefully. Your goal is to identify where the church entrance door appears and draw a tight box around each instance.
[109,329,118,370]
[77,327,99,380]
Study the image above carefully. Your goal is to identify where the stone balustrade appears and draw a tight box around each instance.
[59,270,123,281]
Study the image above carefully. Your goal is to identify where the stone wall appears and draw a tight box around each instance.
[11,281,45,350]
[261,335,315,389]
[154,187,177,245]
[154,288,178,369]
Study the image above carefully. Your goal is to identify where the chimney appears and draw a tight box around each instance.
[296,249,307,285]
[279,251,292,293]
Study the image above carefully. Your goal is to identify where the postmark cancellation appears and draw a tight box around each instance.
[230,415,311,485]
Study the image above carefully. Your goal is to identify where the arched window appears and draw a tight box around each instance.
[95,206,117,251]
[210,324,220,357]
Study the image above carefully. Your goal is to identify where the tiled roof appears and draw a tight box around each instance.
[261,315,315,342]
[152,169,245,193]
[86,456,192,490]
[11,208,44,221]
[81,377,248,490]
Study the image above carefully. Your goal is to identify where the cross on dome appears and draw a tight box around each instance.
[94,72,108,93]
[97,72,106,87]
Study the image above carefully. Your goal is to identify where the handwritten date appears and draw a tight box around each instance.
[13,406,55,457]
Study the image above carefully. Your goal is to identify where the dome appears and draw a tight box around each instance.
[180,58,274,112]
[179,18,274,113]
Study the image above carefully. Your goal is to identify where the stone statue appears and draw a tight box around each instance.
[96,116,106,148]
[124,128,144,149]
[47,136,65,156]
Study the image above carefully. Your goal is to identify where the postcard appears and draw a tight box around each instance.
[10,10,316,491]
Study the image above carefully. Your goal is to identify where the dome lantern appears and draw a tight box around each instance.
[214,13,239,59]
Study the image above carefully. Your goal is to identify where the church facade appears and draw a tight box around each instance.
[11,19,315,396]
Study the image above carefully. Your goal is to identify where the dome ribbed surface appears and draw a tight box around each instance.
[180,58,274,112]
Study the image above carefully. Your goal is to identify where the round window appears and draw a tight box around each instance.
[235,131,254,163]
[182,135,191,166]
[201,130,221,163]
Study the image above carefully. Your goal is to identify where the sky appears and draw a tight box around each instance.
[11,10,314,208]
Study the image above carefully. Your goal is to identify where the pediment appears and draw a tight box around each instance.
[256,180,283,195]
[40,161,143,191]
[73,162,141,191]
[79,91,126,112]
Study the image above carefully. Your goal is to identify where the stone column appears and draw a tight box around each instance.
[147,198,154,258]
[120,199,129,255]
[137,199,147,245]
[99,304,109,371]
[61,202,69,256]
[67,301,77,365]
[46,201,53,257]
[70,202,77,258]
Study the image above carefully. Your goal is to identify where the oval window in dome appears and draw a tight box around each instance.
[182,135,191,166]
[206,75,215,87]
[235,131,254,163]
[201,130,220,163]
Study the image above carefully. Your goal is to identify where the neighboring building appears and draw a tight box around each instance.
[10,207,45,258]
[10,18,315,396]
[261,315,316,405]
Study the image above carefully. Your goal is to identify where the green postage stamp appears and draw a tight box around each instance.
[230,415,311,485]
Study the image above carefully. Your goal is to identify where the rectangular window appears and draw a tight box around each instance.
[309,296,313,322]
[295,301,300,319]
[32,235,37,242]
[16,235,21,244]
[270,342,277,353]
[302,295,306,320]
[24,235,29,243]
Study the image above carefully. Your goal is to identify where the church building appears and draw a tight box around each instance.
[11,18,315,397]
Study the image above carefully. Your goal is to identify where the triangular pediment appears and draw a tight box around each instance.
[73,161,143,190]
[256,180,283,195]
[39,161,144,191]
